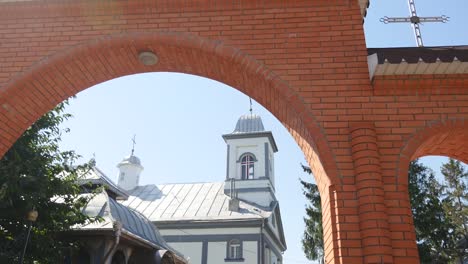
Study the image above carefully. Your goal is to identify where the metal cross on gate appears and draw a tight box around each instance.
[380,0,449,47]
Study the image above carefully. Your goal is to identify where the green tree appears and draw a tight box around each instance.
[301,160,468,264]
[440,158,468,262]
[408,160,457,263]
[300,165,324,264]
[0,101,94,263]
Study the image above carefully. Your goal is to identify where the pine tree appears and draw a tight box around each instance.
[301,160,468,263]
[300,165,324,264]
[440,158,468,262]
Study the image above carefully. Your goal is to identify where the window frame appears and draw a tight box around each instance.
[225,239,244,262]
[239,153,256,180]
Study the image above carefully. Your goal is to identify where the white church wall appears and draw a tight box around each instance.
[206,241,258,264]
[267,148,275,186]
[237,191,274,207]
[168,242,202,264]
[207,241,226,263]
[228,178,273,189]
[160,227,261,236]
[242,241,258,264]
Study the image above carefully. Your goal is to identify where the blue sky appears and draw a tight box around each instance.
[57,1,468,263]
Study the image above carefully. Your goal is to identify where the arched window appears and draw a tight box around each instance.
[240,154,255,180]
[227,239,242,260]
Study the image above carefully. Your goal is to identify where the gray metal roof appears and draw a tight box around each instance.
[74,168,187,262]
[120,182,272,223]
[232,114,265,134]
[221,113,279,152]
[78,167,129,200]
[78,191,173,251]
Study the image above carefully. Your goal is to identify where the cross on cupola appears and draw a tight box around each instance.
[380,0,449,47]
[131,135,136,155]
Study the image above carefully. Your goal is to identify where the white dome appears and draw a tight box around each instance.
[119,155,141,166]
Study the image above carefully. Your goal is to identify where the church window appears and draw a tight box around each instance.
[119,172,125,181]
[227,239,242,259]
[240,154,255,179]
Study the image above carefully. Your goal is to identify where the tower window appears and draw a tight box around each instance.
[240,154,255,180]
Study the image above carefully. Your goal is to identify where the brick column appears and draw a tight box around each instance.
[350,123,393,264]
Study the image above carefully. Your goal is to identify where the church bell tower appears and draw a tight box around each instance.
[223,113,278,207]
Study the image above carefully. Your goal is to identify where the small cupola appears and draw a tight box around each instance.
[117,137,143,191]
[233,114,265,133]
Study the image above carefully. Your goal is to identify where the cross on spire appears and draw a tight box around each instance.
[380,0,449,47]
[131,135,136,156]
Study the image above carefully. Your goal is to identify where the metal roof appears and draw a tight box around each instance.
[368,46,468,64]
[232,114,265,134]
[120,182,272,223]
[75,168,186,261]
[222,114,279,152]
[78,167,129,200]
[367,46,468,78]
[78,191,173,251]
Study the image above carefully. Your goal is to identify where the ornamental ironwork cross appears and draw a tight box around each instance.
[380,0,449,47]
[131,135,136,155]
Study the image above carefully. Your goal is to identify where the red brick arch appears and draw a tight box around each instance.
[398,118,468,185]
[1,32,339,188]
[3,1,468,263]
[1,30,355,263]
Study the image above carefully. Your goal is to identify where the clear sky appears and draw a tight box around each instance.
[57,1,468,263]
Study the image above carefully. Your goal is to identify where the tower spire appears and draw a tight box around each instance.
[249,98,253,115]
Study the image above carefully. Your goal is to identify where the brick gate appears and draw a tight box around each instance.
[0,1,467,263]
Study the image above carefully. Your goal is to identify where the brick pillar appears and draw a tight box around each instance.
[350,123,393,264]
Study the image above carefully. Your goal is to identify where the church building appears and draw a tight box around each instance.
[68,167,188,264]
[118,113,287,264]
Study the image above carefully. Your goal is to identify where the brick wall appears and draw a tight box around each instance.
[0,1,467,263]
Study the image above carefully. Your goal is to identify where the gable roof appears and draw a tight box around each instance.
[77,191,175,252]
[78,167,129,200]
[120,182,272,223]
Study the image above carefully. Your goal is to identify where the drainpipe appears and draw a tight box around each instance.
[103,221,122,263]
